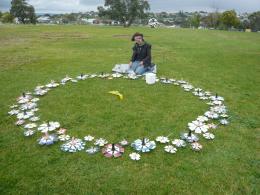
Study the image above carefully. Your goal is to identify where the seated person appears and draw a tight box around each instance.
[129,32,153,75]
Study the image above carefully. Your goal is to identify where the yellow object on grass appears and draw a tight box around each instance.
[108,91,123,100]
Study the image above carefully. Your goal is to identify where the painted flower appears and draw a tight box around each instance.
[188,120,209,134]
[34,88,48,96]
[119,139,129,146]
[24,123,37,129]
[8,109,19,116]
[46,80,59,88]
[58,134,70,141]
[86,146,100,154]
[164,145,177,153]
[102,143,124,158]
[155,136,170,144]
[17,111,34,120]
[191,142,203,151]
[220,119,229,125]
[17,93,32,104]
[24,130,35,137]
[77,74,88,80]
[196,116,208,122]
[204,111,219,119]
[181,131,199,143]
[129,152,141,161]
[38,121,60,133]
[38,133,57,145]
[57,128,67,135]
[172,139,186,147]
[61,75,72,84]
[211,105,227,114]
[29,116,40,122]
[94,138,108,147]
[210,94,224,101]
[112,73,122,78]
[131,138,156,153]
[84,135,94,141]
[16,119,25,126]
[61,137,85,152]
[203,132,215,140]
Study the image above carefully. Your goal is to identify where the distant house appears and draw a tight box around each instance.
[81,18,99,24]
[37,16,51,23]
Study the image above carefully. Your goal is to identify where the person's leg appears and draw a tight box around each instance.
[130,61,140,72]
[135,65,147,75]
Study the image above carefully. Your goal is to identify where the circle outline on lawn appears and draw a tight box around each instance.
[8,72,230,161]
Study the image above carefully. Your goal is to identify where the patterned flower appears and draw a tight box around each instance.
[29,116,40,122]
[16,120,25,126]
[77,74,88,80]
[38,121,60,133]
[181,131,199,143]
[86,146,100,154]
[17,111,34,120]
[46,80,59,88]
[129,152,141,161]
[220,119,229,125]
[204,111,219,119]
[84,135,94,141]
[61,137,85,152]
[102,143,124,158]
[94,138,108,147]
[24,130,35,137]
[210,94,224,101]
[203,133,215,140]
[191,142,203,151]
[164,145,177,153]
[172,139,186,147]
[196,116,208,122]
[58,134,70,141]
[155,136,170,144]
[211,105,227,114]
[188,120,208,134]
[119,139,129,146]
[8,109,19,116]
[131,138,156,153]
[20,102,37,111]
[24,123,37,129]
[38,133,57,145]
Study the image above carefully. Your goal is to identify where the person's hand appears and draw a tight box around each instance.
[140,61,144,66]
[129,61,133,67]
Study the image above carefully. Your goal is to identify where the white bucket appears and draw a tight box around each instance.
[145,73,156,85]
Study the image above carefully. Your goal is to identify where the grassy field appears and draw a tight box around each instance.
[0,24,259,194]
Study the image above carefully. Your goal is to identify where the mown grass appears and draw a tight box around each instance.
[0,24,259,194]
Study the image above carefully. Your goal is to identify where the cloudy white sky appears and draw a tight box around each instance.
[0,0,260,13]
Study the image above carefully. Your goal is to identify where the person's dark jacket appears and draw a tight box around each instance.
[131,42,152,67]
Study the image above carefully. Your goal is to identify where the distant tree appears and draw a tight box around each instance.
[98,0,150,27]
[190,13,201,28]
[1,12,14,23]
[202,12,221,28]
[220,10,240,29]
[10,0,36,24]
[0,11,2,18]
[249,11,260,31]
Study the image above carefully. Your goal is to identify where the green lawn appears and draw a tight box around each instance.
[0,24,259,194]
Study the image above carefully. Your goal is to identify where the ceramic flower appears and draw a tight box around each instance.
[204,91,212,96]
[196,116,208,122]
[8,109,19,116]
[17,93,32,104]
[84,135,94,141]
[129,152,141,161]
[204,111,219,119]
[119,139,129,146]
[46,80,59,88]
[77,74,88,80]
[24,123,37,129]
[210,94,224,101]
[191,142,203,151]
[16,119,25,126]
[24,130,35,137]
[112,73,122,78]
[10,104,18,109]
[94,138,108,147]
[29,116,40,122]
[58,134,71,141]
[188,120,209,134]
[57,128,67,135]
[34,88,48,96]
[61,137,85,152]
[155,136,170,144]
[102,143,124,158]
[181,131,199,143]
[220,119,229,125]
[164,145,177,153]
[38,133,57,145]
[17,111,34,120]
[203,133,215,140]
[172,139,186,147]
[131,138,156,153]
[61,75,72,84]
[182,84,193,91]
[31,98,40,102]
[38,121,60,133]
[211,105,227,114]
[86,146,100,154]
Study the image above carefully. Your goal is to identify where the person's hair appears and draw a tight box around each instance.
[131,32,144,41]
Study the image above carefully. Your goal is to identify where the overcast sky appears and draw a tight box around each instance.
[0,0,260,13]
